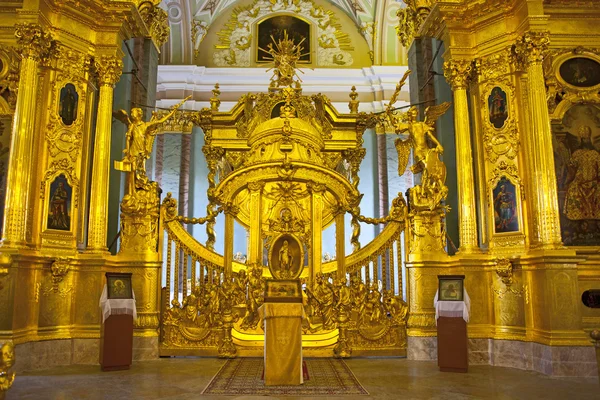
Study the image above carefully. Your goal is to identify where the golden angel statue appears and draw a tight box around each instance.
[114,96,191,175]
[381,70,451,210]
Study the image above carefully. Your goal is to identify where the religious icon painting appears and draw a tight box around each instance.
[488,86,508,129]
[47,174,72,231]
[492,176,519,234]
[438,275,465,301]
[559,57,600,88]
[106,272,133,299]
[268,234,303,280]
[59,83,78,126]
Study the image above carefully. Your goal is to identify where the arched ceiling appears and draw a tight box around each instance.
[160,0,406,65]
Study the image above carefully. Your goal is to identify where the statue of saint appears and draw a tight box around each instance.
[564,125,600,220]
[278,240,293,273]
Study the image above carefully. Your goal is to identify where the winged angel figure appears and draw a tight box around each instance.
[381,70,451,210]
[113,97,190,176]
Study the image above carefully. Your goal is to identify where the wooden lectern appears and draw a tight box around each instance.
[436,275,469,373]
[99,273,135,371]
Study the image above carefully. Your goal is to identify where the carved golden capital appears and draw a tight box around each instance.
[139,0,170,48]
[443,59,473,89]
[513,31,550,67]
[14,23,53,62]
[94,55,123,86]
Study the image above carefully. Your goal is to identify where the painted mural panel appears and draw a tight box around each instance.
[553,104,600,245]
[488,86,508,129]
[47,174,72,231]
[492,176,519,234]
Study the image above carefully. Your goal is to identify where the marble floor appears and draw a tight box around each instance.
[7,357,600,400]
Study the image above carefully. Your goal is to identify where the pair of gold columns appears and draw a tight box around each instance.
[2,23,123,251]
[443,33,561,253]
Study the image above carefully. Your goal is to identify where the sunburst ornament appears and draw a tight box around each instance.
[259,30,310,90]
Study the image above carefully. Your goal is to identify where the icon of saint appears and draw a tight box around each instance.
[59,85,77,125]
[564,125,600,220]
[443,284,459,300]
[112,279,126,296]
[49,182,69,230]
[494,183,516,231]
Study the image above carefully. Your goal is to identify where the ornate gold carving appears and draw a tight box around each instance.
[348,86,359,114]
[114,99,189,254]
[512,31,550,67]
[138,0,170,47]
[396,0,432,47]
[49,258,70,292]
[495,258,514,285]
[192,20,209,60]
[94,55,123,87]
[210,83,221,111]
[443,59,473,89]
[40,159,80,208]
[213,0,353,67]
[0,342,15,398]
[14,23,53,61]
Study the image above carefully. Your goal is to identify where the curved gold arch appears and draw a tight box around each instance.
[214,161,358,206]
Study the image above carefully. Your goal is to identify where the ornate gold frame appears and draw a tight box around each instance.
[41,172,77,234]
[487,164,524,239]
[554,52,600,92]
[267,232,305,279]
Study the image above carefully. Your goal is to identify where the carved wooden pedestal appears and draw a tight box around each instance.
[100,314,133,371]
[437,316,468,373]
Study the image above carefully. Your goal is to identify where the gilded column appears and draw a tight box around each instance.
[2,24,52,246]
[335,212,346,279]
[309,183,325,287]
[443,59,479,253]
[513,32,562,248]
[87,55,123,251]
[223,206,237,278]
[247,182,264,265]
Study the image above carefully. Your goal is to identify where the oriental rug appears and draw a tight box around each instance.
[202,358,369,396]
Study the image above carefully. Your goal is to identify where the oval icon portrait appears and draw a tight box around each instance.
[269,234,303,279]
[559,57,600,88]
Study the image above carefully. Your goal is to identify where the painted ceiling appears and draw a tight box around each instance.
[160,0,406,65]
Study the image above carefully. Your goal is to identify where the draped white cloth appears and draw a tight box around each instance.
[434,288,470,324]
[99,285,137,323]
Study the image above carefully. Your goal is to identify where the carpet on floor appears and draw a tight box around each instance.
[202,358,369,396]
